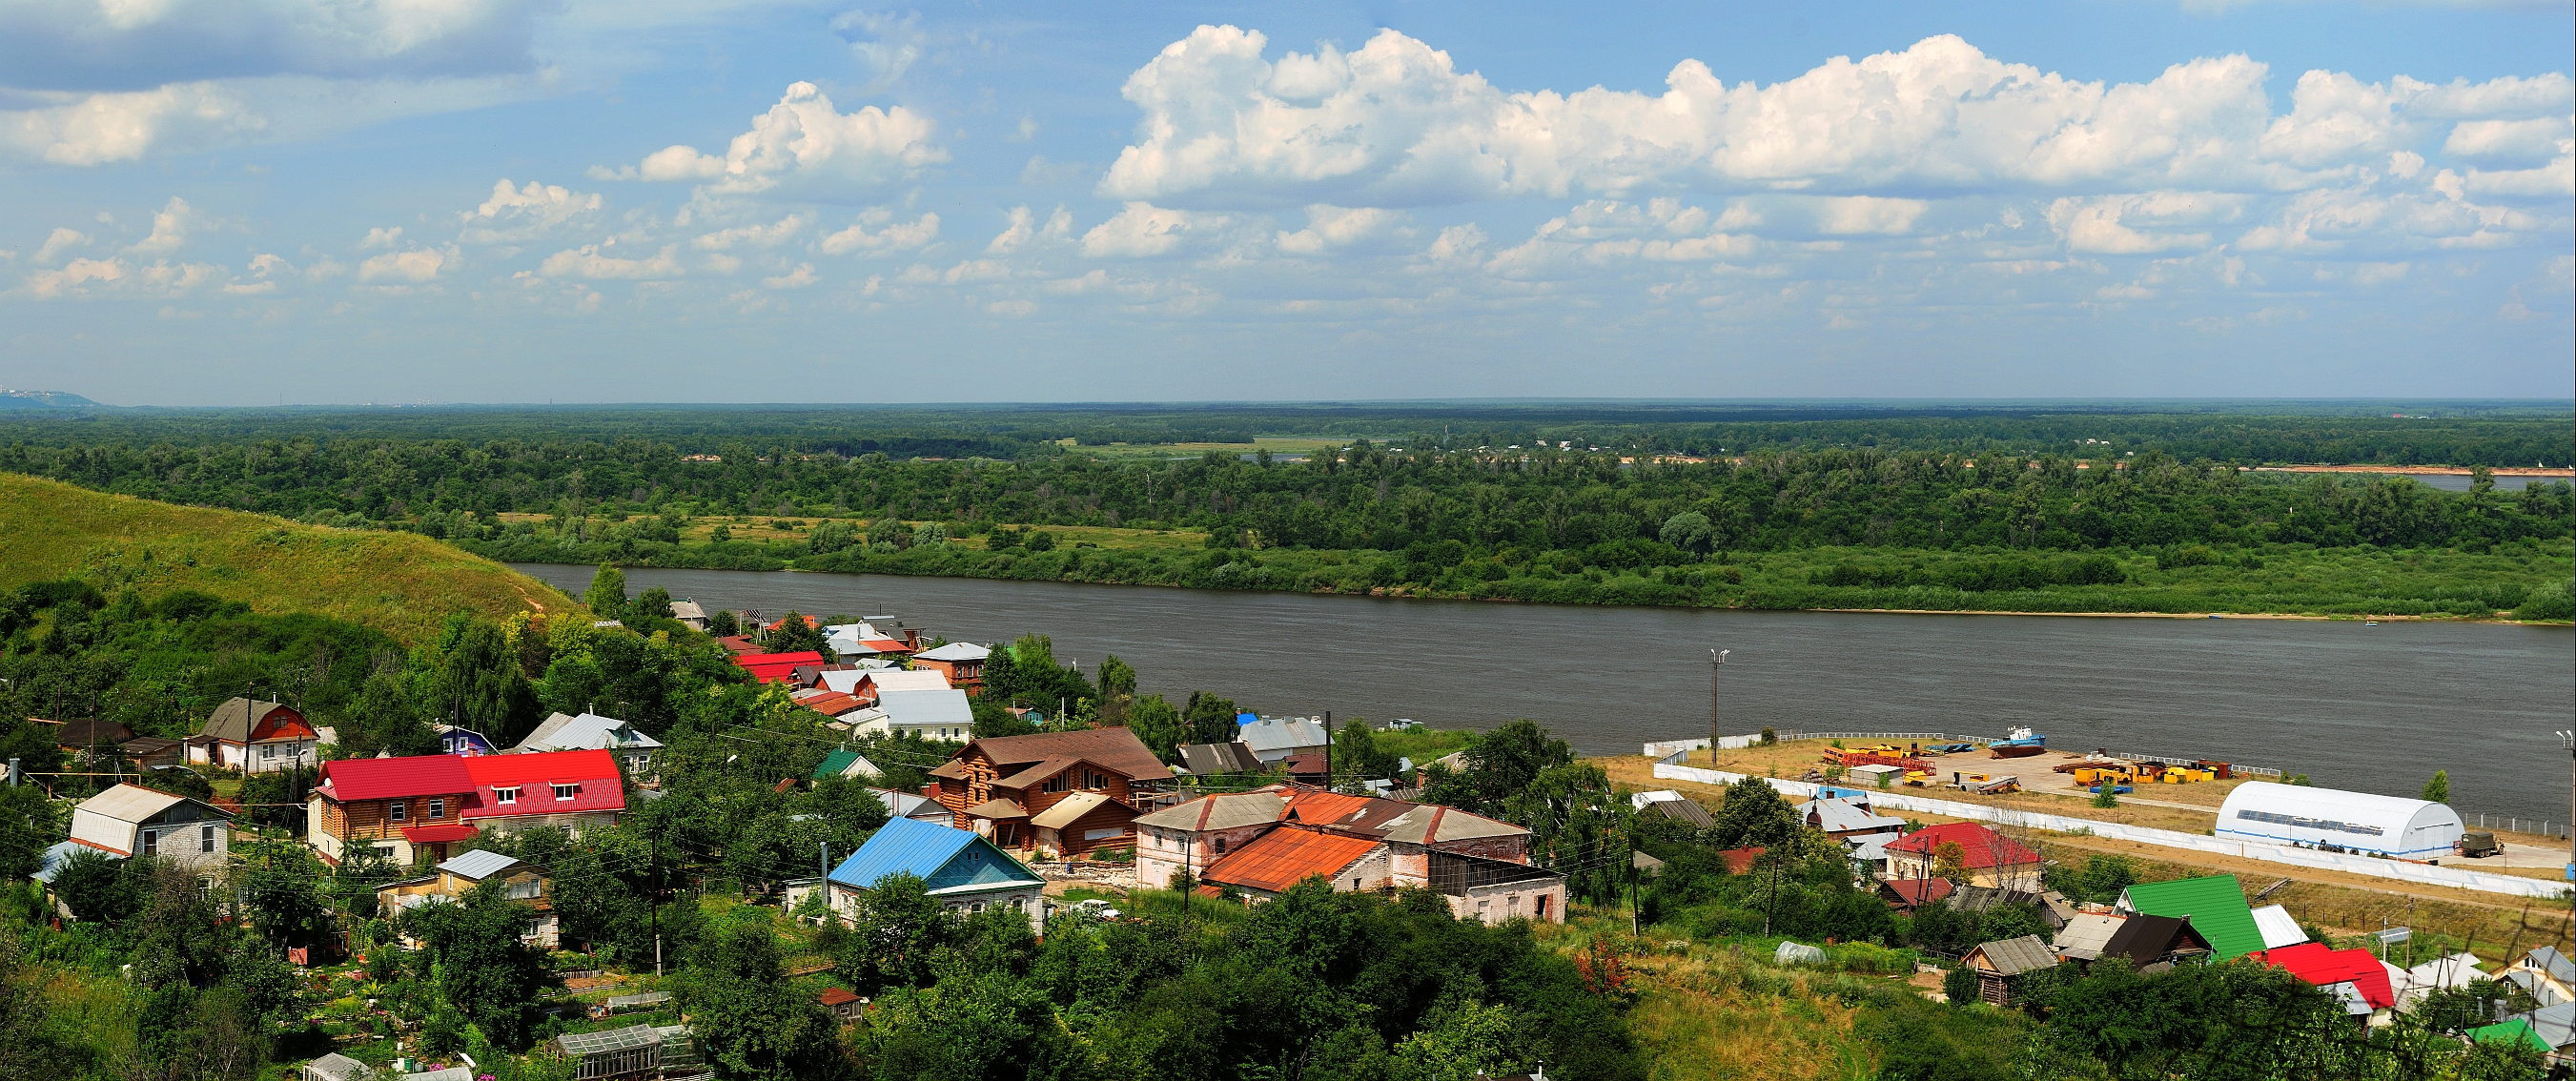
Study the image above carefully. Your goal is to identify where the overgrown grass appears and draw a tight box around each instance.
[1,473,568,642]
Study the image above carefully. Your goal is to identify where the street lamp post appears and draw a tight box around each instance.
[2561,730,2574,884]
[1708,648,1730,755]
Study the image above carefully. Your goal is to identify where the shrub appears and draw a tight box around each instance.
[2514,580,2573,622]
[1942,967,1979,1006]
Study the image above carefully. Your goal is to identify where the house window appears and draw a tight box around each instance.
[506,880,542,901]
[1044,775,1069,793]
[388,802,407,823]
[374,845,396,861]
[633,754,649,770]
[200,825,216,853]
[1213,837,1226,854]
[261,744,276,760]
[141,829,158,856]
[552,784,578,801]
[495,787,520,805]
[427,799,444,820]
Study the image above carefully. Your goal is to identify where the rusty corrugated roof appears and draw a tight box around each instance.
[1202,826,1383,895]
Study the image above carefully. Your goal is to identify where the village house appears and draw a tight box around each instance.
[847,686,977,742]
[432,724,495,756]
[668,600,708,631]
[1884,822,2042,889]
[186,696,322,773]
[925,727,1172,856]
[1132,784,1564,925]
[1236,716,1329,766]
[2508,947,2576,1007]
[817,666,951,705]
[827,816,1047,929]
[67,783,234,870]
[812,748,883,784]
[1631,790,1718,830]
[510,711,663,776]
[308,748,625,866]
[1961,935,2060,1007]
[731,650,825,683]
[825,622,921,659]
[910,642,990,695]
[377,849,558,947]
[1801,796,1908,842]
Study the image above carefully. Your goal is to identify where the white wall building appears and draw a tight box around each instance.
[2216,781,2464,860]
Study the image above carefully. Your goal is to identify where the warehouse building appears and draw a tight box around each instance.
[2216,781,2463,860]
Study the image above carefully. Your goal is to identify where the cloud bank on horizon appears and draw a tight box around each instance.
[0,1,2569,404]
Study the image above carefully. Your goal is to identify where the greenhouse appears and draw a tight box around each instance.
[2216,781,2464,859]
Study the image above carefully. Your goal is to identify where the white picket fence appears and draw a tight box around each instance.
[1649,760,2571,901]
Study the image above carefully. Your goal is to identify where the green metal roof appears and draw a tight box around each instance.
[2468,1018,2551,1055]
[2119,875,2264,961]
[815,749,866,780]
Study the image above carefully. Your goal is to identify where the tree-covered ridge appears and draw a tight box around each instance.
[1,401,2568,465]
[6,434,2571,555]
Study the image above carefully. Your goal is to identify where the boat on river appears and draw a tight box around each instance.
[1988,726,2048,758]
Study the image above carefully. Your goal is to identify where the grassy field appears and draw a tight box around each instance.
[2,474,568,642]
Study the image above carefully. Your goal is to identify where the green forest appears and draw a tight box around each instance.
[2,404,2569,619]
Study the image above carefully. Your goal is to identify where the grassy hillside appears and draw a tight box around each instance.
[0,473,567,642]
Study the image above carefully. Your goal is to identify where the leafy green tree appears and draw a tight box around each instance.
[837,872,956,993]
[399,882,551,1049]
[767,611,831,659]
[970,695,1037,739]
[1127,694,1186,765]
[1459,720,1574,815]
[1391,1000,1528,1081]
[1659,511,1716,558]
[1182,691,1239,745]
[0,785,55,881]
[1707,775,1804,851]
[709,609,741,636]
[1094,654,1136,724]
[2422,769,2451,804]
[631,586,676,622]
[678,909,852,1080]
[222,939,306,1030]
[433,617,540,745]
[1331,720,1398,788]
[51,846,142,924]
[583,563,628,621]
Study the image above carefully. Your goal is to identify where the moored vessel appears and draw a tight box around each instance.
[1988,726,2047,758]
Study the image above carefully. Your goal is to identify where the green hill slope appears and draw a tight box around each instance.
[0,473,568,642]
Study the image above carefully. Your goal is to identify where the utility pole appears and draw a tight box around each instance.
[651,832,664,977]
[2562,730,2575,886]
[1708,649,1730,756]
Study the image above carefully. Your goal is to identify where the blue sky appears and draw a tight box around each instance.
[1,0,2569,406]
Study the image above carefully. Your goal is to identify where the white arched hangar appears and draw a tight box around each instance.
[2217,781,2464,860]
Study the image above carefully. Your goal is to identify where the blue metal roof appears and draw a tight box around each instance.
[827,816,1039,894]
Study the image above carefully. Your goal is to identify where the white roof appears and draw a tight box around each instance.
[516,712,663,754]
[1630,790,1687,809]
[2217,781,2464,858]
[2395,952,2490,1010]
[914,642,990,663]
[33,840,106,883]
[1847,834,1896,861]
[875,687,975,730]
[436,848,526,881]
[1031,790,1114,830]
[1237,717,1328,756]
[870,787,948,820]
[1806,798,1907,834]
[1848,764,1902,777]
[669,601,706,620]
[2250,904,2307,949]
[74,783,190,826]
[820,668,950,696]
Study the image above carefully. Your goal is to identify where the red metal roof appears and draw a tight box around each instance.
[1881,877,1955,908]
[461,750,626,819]
[2255,943,2395,1010]
[733,651,825,683]
[399,823,480,844]
[1203,826,1382,895]
[818,988,861,1006]
[795,691,864,717]
[1886,822,2039,868]
[319,754,475,802]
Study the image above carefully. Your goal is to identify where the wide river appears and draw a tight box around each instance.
[513,563,2576,826]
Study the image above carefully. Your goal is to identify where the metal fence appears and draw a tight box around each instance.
[2473,813,2572,840]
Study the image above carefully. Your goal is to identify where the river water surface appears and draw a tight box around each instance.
[513,563,2576,826]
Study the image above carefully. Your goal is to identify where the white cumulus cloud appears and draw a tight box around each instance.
[34,227,92,263]
[696,214,809,251]
[538,243,683,279]
[591,82,947,197]
[817,210,939,255]
[1,82,263,165]
[1081,203,1229,258]
[461,179,603,245]
[358,247,449,282]
[128,195,213,255]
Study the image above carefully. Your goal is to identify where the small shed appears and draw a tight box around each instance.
[1962,934,2060,1006]
[819,987,867,1023]
[2216,781,2463,860]
[550,1023,664,1079]
[304,1052,374,1081]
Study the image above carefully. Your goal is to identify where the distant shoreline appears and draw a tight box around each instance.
[2250,464,2575,479]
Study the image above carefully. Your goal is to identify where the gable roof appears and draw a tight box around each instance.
[2098,913,2212,968]
[1203,826,1383,894]
[875,687,976,732]
[1237,716,1328,755]
[815,749,879,781]
[827,816,1041,895]
[1970,934,2060,976]
[2525,946,2576,985]
[733,651,826,682]
[1177,741,1265,776]
[1805,798,1906,834]
[1134,791,1294,832]
[1644,797,1718,830]
[1031,790,1124,831]
[461,750,626,819]
[2513,1001,2576,1050]
[436,848,528,881]
[914,642,989,663]
[197,697,300,744]
[957,727,1173,781]
[74,782,194,826]
[2469,1018,2555,1055]
[2251,904,2308,949]
[794,689,868,718]
[869,787,948,821]
[823,668,949,695]
[515,712,663,755]
[1885,822,2038,867]
[2054,913,2128,960]
[320,754,477,802]
[48,719,135,747]
[2118,875,2263,961]
[1880,877,1953,908]
[2257,942,2396,1010]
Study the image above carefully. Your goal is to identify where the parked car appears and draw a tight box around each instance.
[1072,898,1122,920]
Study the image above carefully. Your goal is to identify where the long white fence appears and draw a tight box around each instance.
[1649,759,2570,901]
